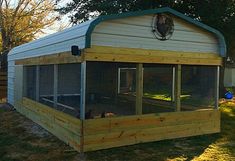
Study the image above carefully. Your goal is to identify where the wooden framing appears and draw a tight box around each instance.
[84,46,223,66]
[15,46,223,66]
[16,97,220,152]
[18,98,81,151]
[175,65,181,111]
[15,52,83,66]
[35,66,40,101]
[135,63,143,115]
[83,108,220,151]
[215,66,220,109]
[53,64,58,108]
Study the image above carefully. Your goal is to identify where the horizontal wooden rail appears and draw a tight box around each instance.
[84,46,223,65]
[17,97,81,152]
[15,52,83,66]
[83,109,220,151]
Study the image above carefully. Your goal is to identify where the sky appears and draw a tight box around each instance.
[38,0,72,38]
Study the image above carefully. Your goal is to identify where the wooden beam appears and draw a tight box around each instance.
[53,64,58,108]
[84,46,223,66]
[23,67,27,97]
[80,61,86,120]
[171,67,176,102]
[175,65,181,111]
[136,63,143,115]
[36,66,40,101]
[215,66,220,109]
[15,52,83,66]
[80,61,86,155]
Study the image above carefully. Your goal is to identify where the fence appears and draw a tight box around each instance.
[0,70,7,99]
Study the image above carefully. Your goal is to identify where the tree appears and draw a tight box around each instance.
[57,0,235,56]
[0,0,58,52]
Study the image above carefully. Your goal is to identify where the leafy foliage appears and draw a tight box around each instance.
[57,0,235,56]
[0,0,58,52]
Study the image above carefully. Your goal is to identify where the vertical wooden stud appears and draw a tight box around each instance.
[53,64,58,108]
[215,66,220,109]
[117,68,121,94]
[36,65,40,101]
[23,66,27,97]
[172,66,175,103]
[80,61,86,155]
[136,63,143,115]
[175,64,181,112]
[80,61,86,120]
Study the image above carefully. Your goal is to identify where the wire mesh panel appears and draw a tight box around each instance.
[143,64,174,114]
[85,62,136,119]
[24,66,36,100]
[181,65,217,110]
[39,65,54,106]
[57,63,81,117]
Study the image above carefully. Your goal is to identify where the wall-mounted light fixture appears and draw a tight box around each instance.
[71,45,81,56]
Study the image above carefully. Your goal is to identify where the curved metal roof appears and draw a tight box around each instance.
[8,7,226,59]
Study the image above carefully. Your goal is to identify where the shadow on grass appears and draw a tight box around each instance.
[86,134,220,161]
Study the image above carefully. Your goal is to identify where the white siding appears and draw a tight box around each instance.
[8,20,94,105]
[7,60,15,104]
[91,14,219,54]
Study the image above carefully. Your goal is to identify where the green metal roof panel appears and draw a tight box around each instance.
[85,7,226,57]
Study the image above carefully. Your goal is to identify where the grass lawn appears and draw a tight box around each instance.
[0,100,235,161]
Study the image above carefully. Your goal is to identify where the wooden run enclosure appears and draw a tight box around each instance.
[8,8,225,152]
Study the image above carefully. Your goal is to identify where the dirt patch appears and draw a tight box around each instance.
[0,106,80,161]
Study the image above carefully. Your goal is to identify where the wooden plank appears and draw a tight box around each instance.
[85,45,222,60]
[36,66,40,101]
[215,66,220,109]
[84,52,222,66]
[84,109,220,135]
[53,64,58,108]
[15,52,83,66]
[20,97,82,152]
[175,65,181,111]
[136,63,143,115]
[83,117,220,151]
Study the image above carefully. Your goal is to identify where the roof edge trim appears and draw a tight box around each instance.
[85,7,226,57]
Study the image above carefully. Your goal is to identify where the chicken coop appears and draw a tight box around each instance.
[8,7,225,152]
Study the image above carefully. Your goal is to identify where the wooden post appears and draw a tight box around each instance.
[215,66,220,109]
[175,64,181,111]
[80,61,86,120]
[53,64,58,108]
[171,66,175,103]
[117,68,121,94]
[80,61,86,155]
[136,63,143,115]
[36,65,40,101]
[23,67,27,97]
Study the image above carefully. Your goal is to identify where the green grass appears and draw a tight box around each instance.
[0,101,235,161]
